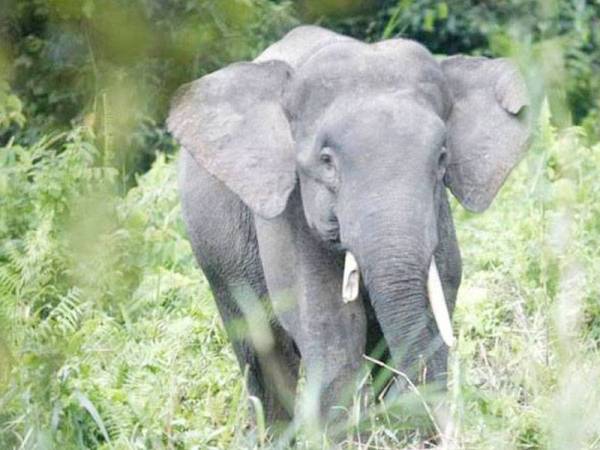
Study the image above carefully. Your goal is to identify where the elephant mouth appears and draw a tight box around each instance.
[342,251,455,347]
[322,212,341,246]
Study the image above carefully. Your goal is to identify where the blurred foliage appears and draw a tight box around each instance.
[1,99,599,450]
[0,0,598,180]
[449,102,600,449]
[0,80,24,130]
[0,127,244,448]
[1,0,600,448]
[315,0,600,134]
[0,0,298,181]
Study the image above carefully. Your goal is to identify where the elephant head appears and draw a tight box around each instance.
[168,26,530,378]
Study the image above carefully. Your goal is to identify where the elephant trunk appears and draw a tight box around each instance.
[342,205,451,384]
[362,241,430,382]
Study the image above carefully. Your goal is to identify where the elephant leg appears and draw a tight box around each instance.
[206,273,300,427]
[255,190,367,429]
[179,150,299,429]
[294,252,367,426]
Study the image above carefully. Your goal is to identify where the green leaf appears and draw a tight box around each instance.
[423,8,436,33]
[437,2,448,20]
[76,391,111,443]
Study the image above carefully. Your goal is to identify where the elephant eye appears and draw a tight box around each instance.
[318,147,339,189]
[320,148,334,165]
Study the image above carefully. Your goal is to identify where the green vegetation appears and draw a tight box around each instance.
[1,1,599,449]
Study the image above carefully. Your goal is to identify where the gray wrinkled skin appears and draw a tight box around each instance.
[169,25,530,430]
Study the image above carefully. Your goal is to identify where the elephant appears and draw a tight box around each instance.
[168,25,530,436]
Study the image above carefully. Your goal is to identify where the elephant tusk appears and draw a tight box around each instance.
[427,258,455,347]
[342,252,360,303]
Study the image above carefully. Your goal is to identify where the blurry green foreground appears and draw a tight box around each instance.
[1,1,599,449]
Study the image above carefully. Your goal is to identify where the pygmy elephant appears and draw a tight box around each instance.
[168,25,530,433]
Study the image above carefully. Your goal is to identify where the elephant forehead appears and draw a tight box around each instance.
[296,40,443,94]
[254,25,354,68]
[286,40,449,139]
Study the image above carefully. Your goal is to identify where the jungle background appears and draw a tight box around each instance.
[0,0,599,448]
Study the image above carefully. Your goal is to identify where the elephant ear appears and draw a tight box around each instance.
[167,60,296,219]
[441,56,531,212]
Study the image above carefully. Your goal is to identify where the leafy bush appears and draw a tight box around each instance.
[0,127,242,448]
[1,0,298,178]
[1,1,599,448]
[450,103,600,449]
[319,0,600,133]
[1,97,599,449]
[3,0,599,173]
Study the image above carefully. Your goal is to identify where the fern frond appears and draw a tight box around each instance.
[37,288,84,341]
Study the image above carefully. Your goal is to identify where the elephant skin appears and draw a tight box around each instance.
[168,25,531,434]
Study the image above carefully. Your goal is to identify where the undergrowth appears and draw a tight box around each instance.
[1,101,599,449]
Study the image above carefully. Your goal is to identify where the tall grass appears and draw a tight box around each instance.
[0,129,241,449]
[449,102,600,450]
[1,98,599,449]
[1,0,599,448]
